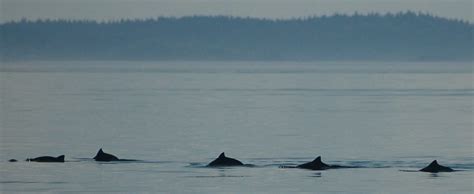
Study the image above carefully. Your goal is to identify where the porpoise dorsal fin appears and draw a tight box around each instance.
[219,152,226,158]
[420,160,454,172]
[313,156,322,163]
[57,155,65,159]
[94,149,103,159]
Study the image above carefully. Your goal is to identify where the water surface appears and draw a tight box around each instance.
[0,61,473,193]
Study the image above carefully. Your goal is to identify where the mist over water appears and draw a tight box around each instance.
[0,61,473,193]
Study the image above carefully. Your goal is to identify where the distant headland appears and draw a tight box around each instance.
[1,12,472,61]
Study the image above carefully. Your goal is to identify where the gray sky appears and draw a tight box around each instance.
[1,0,472,22]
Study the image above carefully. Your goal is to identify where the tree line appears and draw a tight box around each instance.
[1,12,472,61]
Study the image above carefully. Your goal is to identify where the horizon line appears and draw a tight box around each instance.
[1,10,472,24]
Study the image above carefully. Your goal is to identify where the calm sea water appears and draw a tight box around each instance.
[0,61,473,193]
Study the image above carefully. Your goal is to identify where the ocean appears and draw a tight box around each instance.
[0,61,473,193]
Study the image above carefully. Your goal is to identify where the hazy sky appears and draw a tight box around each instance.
[1,0,472,22]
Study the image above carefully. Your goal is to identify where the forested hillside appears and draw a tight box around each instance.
[1,12,472,61]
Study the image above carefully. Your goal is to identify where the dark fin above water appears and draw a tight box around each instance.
[57,155,65,161]
[207,152,244,167]
[26,155,65,163]
[93,148,120,161]
[297,156,331,170]
[218,152,226,158]
[9,159,18,162]
[420,160,454,173]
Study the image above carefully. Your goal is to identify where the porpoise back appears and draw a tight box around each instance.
[93,148,119,161]
[297,156,331,170]
[420,160,454,173]
[26,155,65,163]
[207,152,244,167]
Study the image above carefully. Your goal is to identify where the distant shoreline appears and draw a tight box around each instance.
[2,59,473,63]
[2,12,472,61]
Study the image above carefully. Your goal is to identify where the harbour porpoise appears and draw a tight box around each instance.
[280,156,351,170]
[207,152,244,167]
[93,148,120,161]
[297,156,332,170]
[26,155,65,163]
[420,160,454,173]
